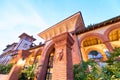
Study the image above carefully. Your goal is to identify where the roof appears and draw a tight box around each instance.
[28,44,45,50]
[3,43,17,51]
[19,33,36,41]
[38,11,84,40]
[75,15,120,35]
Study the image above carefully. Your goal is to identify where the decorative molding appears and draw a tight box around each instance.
[55,49,64,63]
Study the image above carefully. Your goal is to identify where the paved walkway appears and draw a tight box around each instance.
[0,74,8,80]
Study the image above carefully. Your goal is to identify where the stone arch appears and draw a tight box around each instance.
[109,29,120,41]
[85,47,108,61]
[37,41,55,80]
[25,48,42,66]
[79,33,106,47]
[79,32,113,52]
[104,24,120,40]
[33,48,42,63]
[25,51,35,65]
[104,24,120,50]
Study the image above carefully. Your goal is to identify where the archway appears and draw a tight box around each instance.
[109,29,120,41]
[37,41,55,80]
[79,32,113,52]
[108,29,120,48]
[33,48,42,65]
[79,33,105,47]
[82,36,103,47]
[103,27,120,49]
[103,25,120,51]
[80,35,108,61]
[45,48,55,80]
[25,52,35,66]
[104,24,120,40]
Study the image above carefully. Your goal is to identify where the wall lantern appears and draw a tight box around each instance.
[17,58,26,66]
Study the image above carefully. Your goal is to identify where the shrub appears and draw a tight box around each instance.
[73,47,120,80]
[0,63,13,74]
[19,64,37,80]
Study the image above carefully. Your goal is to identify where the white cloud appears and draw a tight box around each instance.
[0,1,48,54]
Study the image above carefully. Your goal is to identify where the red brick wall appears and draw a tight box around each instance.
[72,35,81,64]
[52,32,74,80]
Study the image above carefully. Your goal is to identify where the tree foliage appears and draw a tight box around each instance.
[19,64,37,80]
[0,63,13,74]
[73,47,120,80]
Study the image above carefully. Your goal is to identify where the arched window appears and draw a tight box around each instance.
[88,50,102,62]
[45,49,55,80]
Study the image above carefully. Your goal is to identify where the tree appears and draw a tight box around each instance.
[73,47,120,80]
[19,64,37,80]
[101,47,120,79]
[73,60,102,80]
[0,63,13,74]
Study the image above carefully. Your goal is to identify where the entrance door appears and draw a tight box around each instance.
[45,49,55,80]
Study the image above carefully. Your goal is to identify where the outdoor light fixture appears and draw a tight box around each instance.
[17,59,26,66]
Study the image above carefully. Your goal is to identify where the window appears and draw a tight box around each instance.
[25,37,30,41]
[23,43,27,48]
[46,49,55,80]
[88,50,102,62]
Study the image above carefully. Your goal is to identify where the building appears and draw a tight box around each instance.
[0,33,36,65]
[1,12,120,80]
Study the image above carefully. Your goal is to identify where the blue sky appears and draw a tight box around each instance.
[0,0,120,54]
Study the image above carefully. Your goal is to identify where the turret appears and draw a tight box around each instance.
[14,33,36,50]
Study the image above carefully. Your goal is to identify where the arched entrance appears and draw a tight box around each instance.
[45,48,55,80]
[37,41,55,80]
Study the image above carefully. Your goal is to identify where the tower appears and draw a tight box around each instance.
[14,33,36,50]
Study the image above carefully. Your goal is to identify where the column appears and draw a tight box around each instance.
[104,41,113,52]
[52,32,74,80]
[72,35,82,64]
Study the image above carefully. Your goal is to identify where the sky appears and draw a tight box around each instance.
[0,0,120,54]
